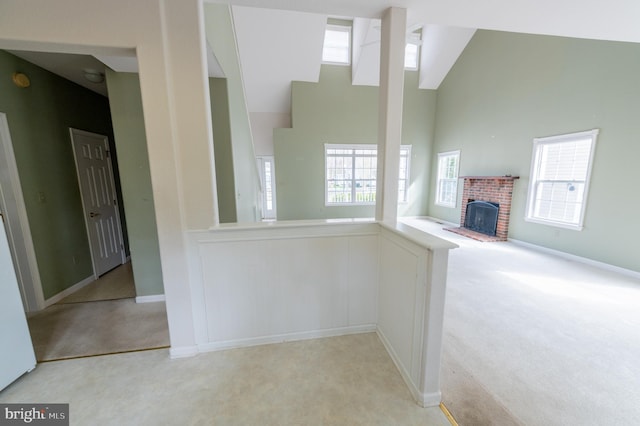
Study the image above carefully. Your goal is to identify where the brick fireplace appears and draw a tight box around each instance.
[450,176,519,242]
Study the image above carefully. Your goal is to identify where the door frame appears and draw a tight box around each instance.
[0,112,45,312]
[69,128,126,280]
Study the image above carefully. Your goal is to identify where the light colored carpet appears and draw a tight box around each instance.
[0,334,451,426]
[403,217,640,426]
[27,299,170,361]
[58,262,136,304]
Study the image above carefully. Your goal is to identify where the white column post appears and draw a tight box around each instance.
[136,0,219,356]
[375,7,406,224]
[420,248,451,406]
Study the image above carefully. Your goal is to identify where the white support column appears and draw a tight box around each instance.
[420,248,451,406]
[137,0,218,356]
[375,7,406,224]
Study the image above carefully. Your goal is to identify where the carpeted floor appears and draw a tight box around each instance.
[58,262,136,304]
[403,217,640,426]
[27,299,170,361]
[0,334,451,425]
[27,263,169,361]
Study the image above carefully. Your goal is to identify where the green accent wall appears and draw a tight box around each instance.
[105,70,164,296]
[209,77,237,223]
[430,30,640,272]
[274,65,436,220]
[105,71,239,293]
[0,50,117,299]
[205,4,261,223]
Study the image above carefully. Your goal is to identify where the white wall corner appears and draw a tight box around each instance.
[420,391,443,407]
[169,345,199,359]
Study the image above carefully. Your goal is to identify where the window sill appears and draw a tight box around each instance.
[435,202,456,209]
[525,217,583,231]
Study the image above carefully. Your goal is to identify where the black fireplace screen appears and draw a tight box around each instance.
[464,201,499,236]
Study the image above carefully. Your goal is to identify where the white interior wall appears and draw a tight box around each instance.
[249,112,291,157]
[186,220,457,406]
[0,0,216,351]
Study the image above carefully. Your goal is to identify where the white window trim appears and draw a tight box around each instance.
[525,129,599,231]
[398,145,411,205]
[435,150,460,208]
[256,156,277,220]
[324,143,411,206]
[322,24,352,66]
[404,42,420,70]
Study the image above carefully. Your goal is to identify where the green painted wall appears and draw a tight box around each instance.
[204,3,260,222]
[205,4,261,223]
[105,72,238,293]
[105,70,164,296]
[430,30,640,272]
[0,50,116,299]
[209,77,237,223]
[274,65,436,220]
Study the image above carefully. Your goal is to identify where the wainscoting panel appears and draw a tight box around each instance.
[185,220,456,407]
[191,221,379,350]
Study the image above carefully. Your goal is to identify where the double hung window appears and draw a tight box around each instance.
[525,129,598,230]
[325,144,411,205]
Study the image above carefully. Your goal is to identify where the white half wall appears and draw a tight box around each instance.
[377,222,455,407]
[188,220,379,351]
[184,219,457,407]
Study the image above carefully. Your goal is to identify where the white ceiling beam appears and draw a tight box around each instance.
[419,25,475,90]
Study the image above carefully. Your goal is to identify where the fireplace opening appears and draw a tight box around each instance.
[464,200,499,236]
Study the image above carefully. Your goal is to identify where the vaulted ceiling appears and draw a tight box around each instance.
[6,0,640,115]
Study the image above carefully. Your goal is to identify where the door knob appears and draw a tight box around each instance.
[89,212,101,218]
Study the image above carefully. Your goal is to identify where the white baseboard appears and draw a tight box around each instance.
[376,328,435,407]
[198,324,377,353]
[508,238,640,280]
[169,346,199,359]
[421,391,443,408]
[401,216,459,228]
[44,275,95,307]
[135,294,166,303]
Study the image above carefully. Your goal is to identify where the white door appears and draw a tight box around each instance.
[0,216,37,391]
[70,129,124,277]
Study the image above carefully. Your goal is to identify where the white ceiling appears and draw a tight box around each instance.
[231,6,327,113]
[213,0,640,43]
[218,0,640,113]
[7,50,111,96]
[7,0,640,109]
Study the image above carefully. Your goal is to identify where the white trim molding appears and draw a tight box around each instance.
[44,275,94,307]
[0,112,45,312]
[199,325,376,353]
[169,346,199,359]
[135,294,166,304]
[509,238,640,280]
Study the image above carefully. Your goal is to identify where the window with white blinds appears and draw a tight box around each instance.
[435,150,460,208]
[322,24,351,65]
[526,129,598,230]
[325,144,411,205]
